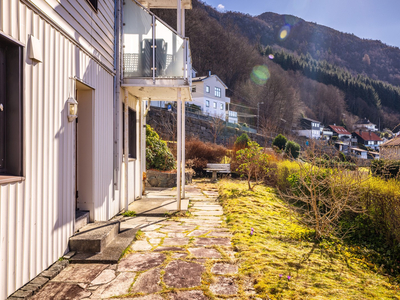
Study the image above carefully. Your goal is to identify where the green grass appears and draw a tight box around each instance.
[219,179,400,300]
[122,210,137,217]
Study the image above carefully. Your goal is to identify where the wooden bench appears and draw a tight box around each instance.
[204,163,231,182]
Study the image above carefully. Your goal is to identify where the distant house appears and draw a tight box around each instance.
[321,127,333,140]
[328,125,352,140]
[350,147,368,159]
[354,118,378,132]
[191,72,231,120]
[293,117,321,139]
[352,130,383,151]
[380,136,400,159]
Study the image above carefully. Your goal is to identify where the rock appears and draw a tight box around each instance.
[164,260,205,288]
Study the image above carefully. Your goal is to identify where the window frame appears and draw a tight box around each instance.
[220,103,224,110]
[214,87,221,98]
[205,100,210,107]
[122,105,137,160]
[0,35,23,177]
[192,86,196,93]
[213,102,217,109]
[206,85,210,93]
[86,0,98,11]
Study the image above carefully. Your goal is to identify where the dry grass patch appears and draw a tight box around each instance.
[219,179,400,300]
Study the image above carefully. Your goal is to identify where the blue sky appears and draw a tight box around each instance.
[202,0,400,48]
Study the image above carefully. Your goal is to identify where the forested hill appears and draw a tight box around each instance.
[221,11,400,87]
[152,0,400,131]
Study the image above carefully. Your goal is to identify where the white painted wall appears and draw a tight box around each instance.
[0,0,115,298]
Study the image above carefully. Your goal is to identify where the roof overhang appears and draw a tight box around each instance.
[122,83,192,102]
[137,0,192,9]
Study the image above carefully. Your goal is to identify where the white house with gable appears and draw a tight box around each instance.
[191,72,233,121]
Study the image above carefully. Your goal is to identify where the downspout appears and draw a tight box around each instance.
[113,0,122,194]
[124,88,129,211]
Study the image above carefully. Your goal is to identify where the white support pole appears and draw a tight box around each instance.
[177,88,182,210]
[124,88,129,211]
[181,98,186,199]
[181,8,185,37]
[177,0,182,35]
[140,98,146,197]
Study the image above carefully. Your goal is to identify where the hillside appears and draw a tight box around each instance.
[152,0,400,131]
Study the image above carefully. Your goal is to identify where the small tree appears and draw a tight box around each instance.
[210,114,225,144]
[236,141,269,190]
[272,134,287,150]
[234,133,251,151]
[285,140,300,159]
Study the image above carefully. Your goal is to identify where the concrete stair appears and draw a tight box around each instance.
[75,210,90,232]
[68,220,138,264]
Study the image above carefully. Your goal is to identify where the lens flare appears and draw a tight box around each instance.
[268,54,274,60]
[250,65,270,85]
[284,15,300,26]
[279,25,291,41]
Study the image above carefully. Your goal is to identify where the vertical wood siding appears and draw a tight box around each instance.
[0,1,115,298]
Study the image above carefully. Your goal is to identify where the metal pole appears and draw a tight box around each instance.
[124,88,129,211]
[181,98,185,199]
[177,0,182,35]
[177,88,182,210]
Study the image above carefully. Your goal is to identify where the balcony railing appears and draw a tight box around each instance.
[123,0,191,82]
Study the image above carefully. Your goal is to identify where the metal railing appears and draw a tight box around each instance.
[122,0,192,82]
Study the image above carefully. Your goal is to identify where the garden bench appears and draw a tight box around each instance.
[204,163,231,182]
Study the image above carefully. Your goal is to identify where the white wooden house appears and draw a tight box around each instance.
[0,0,192,298]
[191,72,230,120]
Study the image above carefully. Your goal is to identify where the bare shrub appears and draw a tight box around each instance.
[185,137,227,172]
[279,144,366,239]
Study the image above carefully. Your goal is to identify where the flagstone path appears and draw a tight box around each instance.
[29,182,257,300]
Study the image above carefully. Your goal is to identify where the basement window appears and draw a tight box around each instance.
[0,35,23,177]
[86,0,98,11]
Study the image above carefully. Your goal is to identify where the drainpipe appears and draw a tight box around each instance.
[124,88,129,211]
[113,0,122,193]
[144,98,151,117]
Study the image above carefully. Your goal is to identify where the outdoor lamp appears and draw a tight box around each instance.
[67,97,78,122]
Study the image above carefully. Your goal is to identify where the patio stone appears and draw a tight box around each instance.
[53,264,108,283]
[210,277,238,296]
[144,232,166,238]
[162,238,190,246]
[194,238,231,247]
[168,290,209,300]
[91,272,134,298]
[193,211,223,216]
[90,269,116,286]
[30,282,89,300]
[164,260,204,288]
[211,263,238,275]
[118,253,166,272]
[131,240,153,251]
[131,267,162,294]
[188,230,210,237]
[188,248,222,259]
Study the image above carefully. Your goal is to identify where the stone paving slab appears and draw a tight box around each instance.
[168,290,209,300]
[162,237,190,246]
[194,238,231,247]
[210,277,238,296]
[188,248,222,259]
[164,260,205,288]
[211,263,238,275]
[131,268,162,294]
[30,282,90,300]
[53,264,108,283]
[193,210,224,216]
[90,272,134,298]
[118,253,166,272]
[131,240,153,251]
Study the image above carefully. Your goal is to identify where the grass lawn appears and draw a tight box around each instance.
[217,179,400,300]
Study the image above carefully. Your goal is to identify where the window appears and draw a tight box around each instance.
[205,100,210,107]
[213,102,217,109]
[192,86,196,93]
[220,103,224,110]
[214,87,221,98]
[0,35,23,176]
[86,0,98,11]
[122,106,137,159]
[206,85,210,93]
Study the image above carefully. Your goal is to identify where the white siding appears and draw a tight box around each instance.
[0,1,115,298]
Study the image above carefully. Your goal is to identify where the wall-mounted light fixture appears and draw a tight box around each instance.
[67,97,78,122]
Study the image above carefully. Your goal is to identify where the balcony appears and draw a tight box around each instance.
[122,0,192,101]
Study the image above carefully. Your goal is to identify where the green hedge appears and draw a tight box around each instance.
[146,125,175,171]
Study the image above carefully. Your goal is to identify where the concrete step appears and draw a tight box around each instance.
[69,221,120,253]
[75,210,90,232]
[69,228,138,264]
